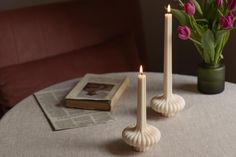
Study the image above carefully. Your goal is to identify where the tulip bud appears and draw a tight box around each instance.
[184,0,196,16]
[228,0,236,11]
[216,0,223,7]
[178,26,191,40]
[220,12,234,29]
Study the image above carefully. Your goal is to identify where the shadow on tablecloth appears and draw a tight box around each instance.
[104,138,139,156]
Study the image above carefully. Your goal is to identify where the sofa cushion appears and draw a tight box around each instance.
[0,34,140,115]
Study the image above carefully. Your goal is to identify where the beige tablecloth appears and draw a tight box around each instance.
[1,72,236,157]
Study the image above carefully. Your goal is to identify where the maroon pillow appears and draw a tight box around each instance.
[0,34,140,116]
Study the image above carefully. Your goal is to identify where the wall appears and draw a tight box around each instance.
[0,0,235,82]
[0,0,69,11]
[139,0,236,83]
[139,0,200,73]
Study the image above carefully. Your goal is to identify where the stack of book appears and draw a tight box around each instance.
[34,73,129,131]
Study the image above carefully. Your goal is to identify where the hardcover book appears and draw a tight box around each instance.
[65,74,129,110]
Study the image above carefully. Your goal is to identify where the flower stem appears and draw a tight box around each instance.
[191,17,203,36]
[189,37,202,46]
[217,9,224,16]
[178,0,184,7]
[196,19,208,23]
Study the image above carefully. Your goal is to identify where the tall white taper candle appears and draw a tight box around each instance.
[137,65,146,131]
[164,4,172,98]
[151,4,185,117]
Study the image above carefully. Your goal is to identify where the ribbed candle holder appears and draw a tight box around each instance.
[122,124,161,152]
[151,94,185,117]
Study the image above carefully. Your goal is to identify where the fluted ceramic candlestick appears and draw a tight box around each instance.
[122,66,161,152]
[151,5,185,117]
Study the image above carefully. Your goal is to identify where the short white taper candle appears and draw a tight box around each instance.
[122,65,161,152]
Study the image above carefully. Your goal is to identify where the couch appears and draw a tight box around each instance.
[0,0,146,117]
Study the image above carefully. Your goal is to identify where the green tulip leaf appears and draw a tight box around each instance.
[191,0,203,16]
[216,30,230,46]
[201,29,215,63]
[203,0,216,24]
[222,31,230,46]
[172,9,189,26]
[214,30,230,63]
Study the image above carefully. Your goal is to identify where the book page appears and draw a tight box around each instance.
[34,87,113,131]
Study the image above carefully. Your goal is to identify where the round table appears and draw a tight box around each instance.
[1,72,236,157]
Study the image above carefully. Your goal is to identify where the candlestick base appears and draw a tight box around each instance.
[151,94,185,117]
[122,124,161,152]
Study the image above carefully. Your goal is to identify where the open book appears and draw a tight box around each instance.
[65,74,129,110]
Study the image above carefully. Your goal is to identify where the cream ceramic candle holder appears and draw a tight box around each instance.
[151,94,185,117]
[122,124,161,152]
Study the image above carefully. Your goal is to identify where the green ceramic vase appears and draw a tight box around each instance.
[197,63,225,94]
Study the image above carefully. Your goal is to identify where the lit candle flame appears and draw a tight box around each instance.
[167,4,171,13]
[139,65,143,75]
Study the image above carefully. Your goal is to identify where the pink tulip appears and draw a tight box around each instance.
[216,0,223,7]
[228,0,236,11]
[220,12,234,29]
[178,26,191,40]
[184,0,196,16]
